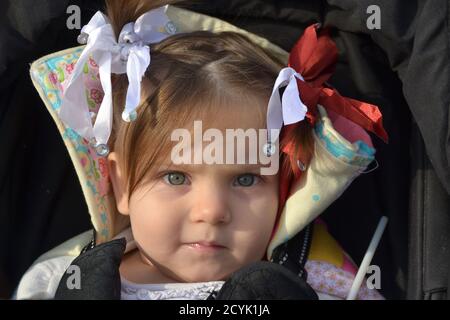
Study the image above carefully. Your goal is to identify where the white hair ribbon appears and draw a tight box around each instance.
[266,67,308,145]
[59,5,176,156]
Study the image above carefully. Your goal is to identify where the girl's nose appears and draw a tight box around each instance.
[189,184,231,225]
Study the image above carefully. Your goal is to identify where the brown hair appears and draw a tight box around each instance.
[105,0,314,205]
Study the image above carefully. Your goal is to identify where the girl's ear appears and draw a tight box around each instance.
[107,152,130,215]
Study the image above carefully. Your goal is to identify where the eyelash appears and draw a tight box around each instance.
[158,171,263,187]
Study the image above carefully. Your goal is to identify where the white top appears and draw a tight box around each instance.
[121,278,224,300]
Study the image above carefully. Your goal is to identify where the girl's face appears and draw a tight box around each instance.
[109,104,279,283]
[128,162,278,282]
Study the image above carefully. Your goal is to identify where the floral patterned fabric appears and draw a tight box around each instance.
[305,260,384,300]
[31,47,114,242]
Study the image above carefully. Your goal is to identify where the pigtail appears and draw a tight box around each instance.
[280,121,314,181]
[106,0,181,155]
[105,0,181,39]
[275,121,314,228]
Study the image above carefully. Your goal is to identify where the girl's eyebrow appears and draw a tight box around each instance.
[158,163,267,173]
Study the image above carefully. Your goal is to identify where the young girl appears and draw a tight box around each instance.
[16,0,386,300]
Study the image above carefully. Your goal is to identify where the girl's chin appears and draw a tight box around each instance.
[175,269,233,283]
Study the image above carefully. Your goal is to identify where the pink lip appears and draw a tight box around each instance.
[185,241,226,251]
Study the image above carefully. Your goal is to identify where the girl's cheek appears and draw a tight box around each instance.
[151,181,191,197]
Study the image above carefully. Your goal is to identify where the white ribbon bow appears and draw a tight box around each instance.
[266,67,308,144]
[59,5,175,154]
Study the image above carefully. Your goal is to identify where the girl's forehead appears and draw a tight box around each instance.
[179,94,267,131]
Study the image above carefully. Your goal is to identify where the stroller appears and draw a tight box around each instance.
[1,0,449,300]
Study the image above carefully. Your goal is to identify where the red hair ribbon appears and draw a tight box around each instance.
[288,23,388,143]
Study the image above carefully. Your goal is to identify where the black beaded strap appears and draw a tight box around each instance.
[270,223,313,280]
[206,290,219,300]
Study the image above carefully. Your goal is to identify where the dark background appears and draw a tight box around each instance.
[1,0,449,299]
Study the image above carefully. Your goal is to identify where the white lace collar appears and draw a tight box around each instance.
[121,277,224,300]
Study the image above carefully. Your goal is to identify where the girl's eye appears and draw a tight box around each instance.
[234,174,259,187]
[163,172,187,185]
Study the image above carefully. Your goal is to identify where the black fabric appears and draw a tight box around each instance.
[270,223,313,280]
[55,238,126,300]
[408,124,450,300]
[211,261,318,300]
[1,0,449,300]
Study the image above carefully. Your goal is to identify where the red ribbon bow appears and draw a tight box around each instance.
[288,23,388,143]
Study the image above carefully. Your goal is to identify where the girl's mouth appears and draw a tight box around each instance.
[185,241,226,252]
